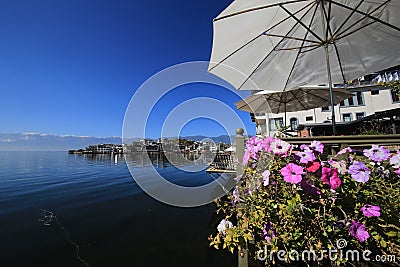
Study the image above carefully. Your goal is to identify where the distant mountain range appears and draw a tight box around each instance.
[0,133,237,151]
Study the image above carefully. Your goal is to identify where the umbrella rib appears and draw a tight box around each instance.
[213,0,310,22]
[274,44,320,51]
[209,2,315,72]
[289,90,309,110]
[331,0,365,39]
[282,2,320,90]
[279,4,324,43]
[263,33,320,44]
[321,3,347,83]
[331,0,400,33]
[237,3,317,89]
[333,0,391,40]
[324,0,332,41]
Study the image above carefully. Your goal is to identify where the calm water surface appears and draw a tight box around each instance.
[0,152,236,267]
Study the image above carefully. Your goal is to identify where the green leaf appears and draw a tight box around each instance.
[380,239,387,248]
[384,231,398,237]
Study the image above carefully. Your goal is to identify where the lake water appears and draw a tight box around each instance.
[0,151,236,267]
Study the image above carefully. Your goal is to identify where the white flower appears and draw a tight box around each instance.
[217,219,233,234]
[271,139,291,155]
[262,170,270,186]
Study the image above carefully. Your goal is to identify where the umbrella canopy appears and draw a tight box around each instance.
[209,0,400,134]
[209,0,400,91]
[235,86,353,114]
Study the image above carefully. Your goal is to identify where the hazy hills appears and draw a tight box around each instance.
[0,133,235,151]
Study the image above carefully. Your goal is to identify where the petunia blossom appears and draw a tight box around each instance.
[329,159,348,174]
[300,179,321,195]
[395,169,400,177]
[348,161,371,183]
[295,150,316,164]
[361,204,381,217]
[390,152,400,169]
[263,222,275,244]
[305,161,321,173]
[217,219,233,234]
[363,145,390,162]
[271,139,292,156]
[232,186,239,206]
[260,136,275,152]
[321,167,342,190]
[349,220,370,242]
[310,140,324,153]
[281,163,303,184]
[262,170,270,186]
[242,149,252,165]
[337,147,353,156]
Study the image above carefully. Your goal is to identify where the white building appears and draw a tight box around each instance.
[255,86,400,136]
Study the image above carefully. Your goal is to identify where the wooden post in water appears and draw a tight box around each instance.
[235,128,248,267]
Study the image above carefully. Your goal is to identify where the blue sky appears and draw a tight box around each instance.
[0,0,255,138]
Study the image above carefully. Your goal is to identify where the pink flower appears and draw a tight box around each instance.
[361,204,381,217]
[260,137,275,152]
[280,163,303,184]
[242,149,251,165]
[395,169,400,177]
[305,161,321,173]
[321,167,342,190]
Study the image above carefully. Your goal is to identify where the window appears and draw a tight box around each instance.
[290,118,298,131]
[371,90,379,95]
[355,112,365,120]
[305,116,313,122]
[340,92,365,107]
[321,106,330,112]
[269,118,284,131]
[391,89,400,102]
[342,113,352,122]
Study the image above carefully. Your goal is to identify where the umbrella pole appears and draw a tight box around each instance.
[324,44,337,136]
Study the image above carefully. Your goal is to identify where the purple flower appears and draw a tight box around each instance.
[348,161,371,183]
[361,204,381,217]
[262,170,270,186]
[295,150,316,164]
[390,152,400,168]
[232,186,239,206]
[263,222,275,244]
[281,163,303,184]
[271,139,292,156]
[337,147,352,156]
[310,141,324,153]
[395,169,400,177]
[300,179,321,195]
[349,220,370,242]
[363,145,390,162]
[321,167,342,190]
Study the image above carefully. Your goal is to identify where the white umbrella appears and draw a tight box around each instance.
[235,86,353,126]
[209,0,400,135]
